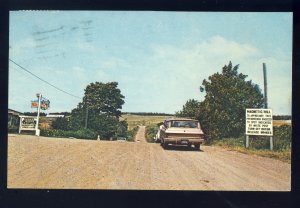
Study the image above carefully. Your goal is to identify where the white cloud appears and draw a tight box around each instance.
[130,36,291,114]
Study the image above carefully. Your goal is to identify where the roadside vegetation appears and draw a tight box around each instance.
[176,61,292,162]
[145,124,160,143]
[207,125,291,163]
[203,120,291,163]
[40,128,97,140]
[127,126,139,142]
[38,82,128,140]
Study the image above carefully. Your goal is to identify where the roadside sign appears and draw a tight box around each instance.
[31,100,38,108]
[245,108,273,136]
[19,116,38,133]
[41,99,50,110]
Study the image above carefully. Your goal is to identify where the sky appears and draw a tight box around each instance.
[9,11,292,115]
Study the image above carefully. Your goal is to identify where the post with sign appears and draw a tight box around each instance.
[35,93,42,136]
[245,108,273,150]
[19,93,50,136]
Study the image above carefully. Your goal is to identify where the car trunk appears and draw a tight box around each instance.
[166,127,204,137]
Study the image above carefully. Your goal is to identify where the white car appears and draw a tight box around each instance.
[155,118,205,150]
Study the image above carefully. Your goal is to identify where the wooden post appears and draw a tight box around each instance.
[19,117,22,134]
[35,93,41,136]
[270,136,273,150]
[246,135,249,148]
[263,63,268,108]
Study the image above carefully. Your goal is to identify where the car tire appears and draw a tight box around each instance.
[162,141,168,149]
[194,144,200,150]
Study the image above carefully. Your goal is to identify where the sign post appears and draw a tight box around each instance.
[245,108,273,150]
[245,135,249,148]
[35,93,42,136]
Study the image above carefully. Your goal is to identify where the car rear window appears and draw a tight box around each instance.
[170,120,199,128]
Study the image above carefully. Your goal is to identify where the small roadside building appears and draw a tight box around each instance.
[8,109,24,132]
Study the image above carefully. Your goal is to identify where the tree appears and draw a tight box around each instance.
[69,81,127,139]
[83,82,125,118]
[175,99,201,118]
[52,117,70,130]
[198,61,264,139]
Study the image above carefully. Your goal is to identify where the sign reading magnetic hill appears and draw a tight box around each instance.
[246,108,273,136]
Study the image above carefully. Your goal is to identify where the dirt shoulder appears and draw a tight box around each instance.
[8,134,290,190]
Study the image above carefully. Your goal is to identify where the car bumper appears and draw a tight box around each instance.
[164,137,204,145]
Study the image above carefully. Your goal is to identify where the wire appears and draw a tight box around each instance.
[9,58,82,100]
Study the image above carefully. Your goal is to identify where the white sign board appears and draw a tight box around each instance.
[19,116,37,133]
[246,108,273,136]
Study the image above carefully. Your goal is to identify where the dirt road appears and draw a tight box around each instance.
[8,130,290,190]
[134,125,146,143]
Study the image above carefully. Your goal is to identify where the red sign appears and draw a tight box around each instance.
[31,100,38,108]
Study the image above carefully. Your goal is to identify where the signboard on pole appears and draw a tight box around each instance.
[19,116,38,133]
[40,98,50,110]
[31,100,38,108]
[245,108,273,136]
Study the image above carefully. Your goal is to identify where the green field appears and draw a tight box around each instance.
[120,114,171,130]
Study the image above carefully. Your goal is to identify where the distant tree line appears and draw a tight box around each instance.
[273,115,291,120]
[48,112,71,116]
[24,112,47,116]
[122,112,174,116]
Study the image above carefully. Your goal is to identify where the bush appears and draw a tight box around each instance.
[273,125,291,150]
[87,115,116,139]
[52,117,70,130]
[8,126,19,134]
[145,124,159,143]
[209,125,291,151]
[127,126,139,142]
[115,120,128,138]
[40,128,97,140]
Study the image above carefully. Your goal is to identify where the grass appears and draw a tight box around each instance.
[120,114,170,130]
[127,126,139,142]
[145,124,159,143]
[209,137,291,163]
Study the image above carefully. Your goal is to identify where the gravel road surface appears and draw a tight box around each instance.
[134,126,146,143]
[8,130,290,190]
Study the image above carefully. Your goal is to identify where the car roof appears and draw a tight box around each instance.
[164,118,199,122]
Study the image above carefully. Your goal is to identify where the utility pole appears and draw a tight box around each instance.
[85,96,89,129]
[85,107,88,129]
[263,63,273,150]
[263,63,268,108]
[35,93,42,136]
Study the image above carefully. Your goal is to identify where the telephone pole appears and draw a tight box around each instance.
[263,63,268,108]
[85,96,89,129]
[85,107,88,129]
[263,63,273,150]
[35,93,42,136]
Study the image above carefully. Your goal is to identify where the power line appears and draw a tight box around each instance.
[9,58,82,100]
